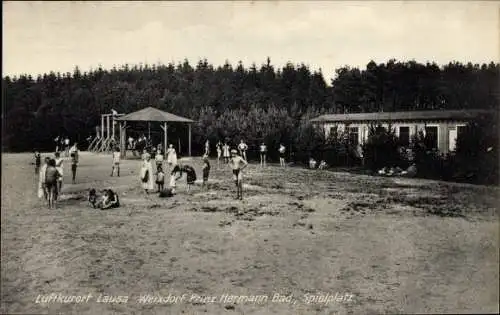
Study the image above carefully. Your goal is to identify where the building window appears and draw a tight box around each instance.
[425,126,438,149]
[399,126,410,146]
[349,127,359,146]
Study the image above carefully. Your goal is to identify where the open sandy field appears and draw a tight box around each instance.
[1,152,499,315]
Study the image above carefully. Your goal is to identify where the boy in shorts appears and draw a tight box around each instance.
[229,149,248,200]
[156,165,165,192]
[45,159,62,209]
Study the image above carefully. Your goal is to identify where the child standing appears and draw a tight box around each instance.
[70,150,79,184]
[64,137,70,157]
[111,147,120,176]
[216,141,222,167]
[229,149,248,200]
[45,159,62,209]
[260,142,267,167]
[169,164,183,194]
[238,140,248,161]
[202,155,210,189]
[204,140,210,157]
[156,166,165,192]
[155,149,164,170]
[279,144,286,167]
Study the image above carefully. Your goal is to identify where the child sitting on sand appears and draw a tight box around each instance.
[309,157,317,169]
[100,189,120,210]
[318,160,327,170]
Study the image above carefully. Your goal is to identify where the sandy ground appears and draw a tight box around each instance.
[1,152,499,315]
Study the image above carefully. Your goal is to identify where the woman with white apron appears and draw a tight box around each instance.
[140,153,155,194]
[166,144,177,167]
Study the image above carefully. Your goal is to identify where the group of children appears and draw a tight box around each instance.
[308,157,328,170]
[35,137,277,209]
[88,188,120,210]
[135,144,248,200]
[138,149,210,196]
[212,140,287,169]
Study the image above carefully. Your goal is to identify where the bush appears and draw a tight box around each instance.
[410,130,445,179]
[452,114,499,185]
[362,124,402,171]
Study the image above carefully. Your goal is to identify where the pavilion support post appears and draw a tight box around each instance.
[101,115,104,140]
[188,123,192,157]
[164,122,168,156]
[107,115,110,139]
[120,122,126,158]
[112,116,116,140]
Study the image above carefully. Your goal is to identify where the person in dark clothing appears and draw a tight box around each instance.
[45,159,62,209]
[181,165,197,193]
[34,151,41,174]
[202,155,210,189]
[100,189,120,210]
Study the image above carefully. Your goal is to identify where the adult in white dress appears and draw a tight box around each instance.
[140,153,154,193]
[166,144,177,166]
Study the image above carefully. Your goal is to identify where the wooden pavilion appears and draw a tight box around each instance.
[115,107,194,158]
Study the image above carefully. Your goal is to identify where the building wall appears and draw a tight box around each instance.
[322,120,469,154]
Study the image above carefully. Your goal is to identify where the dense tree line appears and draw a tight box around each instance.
[2,58,498,153]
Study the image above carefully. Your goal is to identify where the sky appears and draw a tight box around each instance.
[3,1,499,82]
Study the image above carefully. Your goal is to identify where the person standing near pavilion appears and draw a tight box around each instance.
[204,140,210,157]
[166,144,177,167]
[279,143,286,167]
[64,136,70,157]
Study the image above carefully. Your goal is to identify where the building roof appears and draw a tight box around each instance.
[116,107,194,123]
[310,109,493,123]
